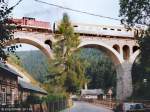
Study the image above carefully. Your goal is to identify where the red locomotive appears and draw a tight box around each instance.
[13,17,51,30]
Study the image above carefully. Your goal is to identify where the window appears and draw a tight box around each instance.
[1,87,6,105]
[117,29,121,31]
[110,28,115,30]
[103,28,107,30]
[11,89,15,105]
[73,25,78,27]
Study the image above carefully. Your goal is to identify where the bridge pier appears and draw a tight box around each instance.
[116,62,133,101]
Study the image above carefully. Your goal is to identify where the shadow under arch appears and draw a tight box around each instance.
[130,50,141,81]
[130,50,141,98]
[78,40,126,100]
[130,50,140,66]
[5,38,53,59]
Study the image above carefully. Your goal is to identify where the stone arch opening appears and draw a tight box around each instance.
[130,50,140,77]
[45,40,52,49]
[79,41,123,65]
[80,44,121,65]
[76,47,117,96]
[113,44,120,53]
[131,50,150,100]
[78,41,131,100]
[5,38,52,59]
[133,46,139,53]
[123,45,130,60]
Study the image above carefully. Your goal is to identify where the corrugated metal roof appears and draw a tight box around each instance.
[0,62,22,78]
[19,80,47,95]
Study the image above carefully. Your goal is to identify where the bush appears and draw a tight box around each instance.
[44,94,67,103]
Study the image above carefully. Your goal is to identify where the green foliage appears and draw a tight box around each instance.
[43,82,66,95]
[0,0,22,61]
[0,4,14,61]
[10,48,116,96]
[77,48,117,94]
[15,50,50,83]
[120,0,150,99]
[139,28,150,74]
[13,48,116,96]
[132,61,150,99]
[8,53,22,66]
[48,13,86,94]
[43,94,67,103]
[132,29,150,99]
[119,0,150,26]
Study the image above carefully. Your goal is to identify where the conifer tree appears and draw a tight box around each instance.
[48,13,87,94]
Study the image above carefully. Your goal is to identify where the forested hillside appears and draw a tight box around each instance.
[16,50,50,83]
[14,49,116,93]
[77,48,116,92]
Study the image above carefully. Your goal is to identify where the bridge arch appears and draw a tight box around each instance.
[78,40,129,100]
[79,40,123,65]
[5,38,53,59]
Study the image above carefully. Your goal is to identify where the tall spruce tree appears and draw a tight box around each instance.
[47,13,87,94]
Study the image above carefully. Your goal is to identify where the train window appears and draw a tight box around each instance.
[103,28,107,30]
[110,28,115,30]
[117,29,121,31]
[73,25,78,27]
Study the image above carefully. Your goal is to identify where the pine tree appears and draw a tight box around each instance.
[47,13,87,94]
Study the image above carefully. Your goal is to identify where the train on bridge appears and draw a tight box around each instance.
[13,17,136,38]
[13,17,51,31]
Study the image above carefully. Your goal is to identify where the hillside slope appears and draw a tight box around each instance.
[9,49,116,91]
[16,50,50,83]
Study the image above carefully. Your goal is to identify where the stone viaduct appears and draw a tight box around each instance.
[5,20,139,100]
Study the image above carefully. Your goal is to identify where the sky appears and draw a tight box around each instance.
[8,0,121,51]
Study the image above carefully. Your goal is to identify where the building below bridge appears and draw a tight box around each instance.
[18,80,47,103]
[81,89,104,99]
[0,62,21,105]
[0,62,47,107]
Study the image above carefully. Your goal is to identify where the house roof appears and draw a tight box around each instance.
[19,80,47,95]
[81,89,104,95]
[0,62,22,78]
